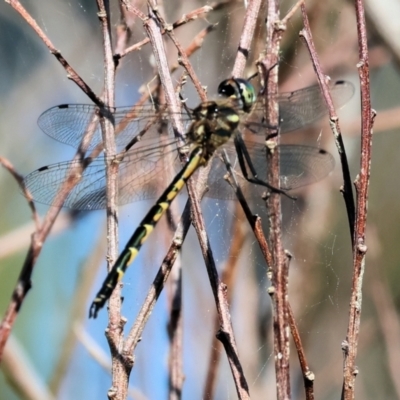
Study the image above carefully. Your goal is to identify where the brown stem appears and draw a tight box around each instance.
[96,1,130,399]
[342,0,374,398]
[167,267,184,400]
[299,4,356,244]
[5,0,104,107]
[188,180,250,400]
[0,157,40,230]
[203,202,248,399]
[150,5,206,101]
[116,2,223,60]
[232,0,263,78]
[260,1,291,398]
[288,302,315,400]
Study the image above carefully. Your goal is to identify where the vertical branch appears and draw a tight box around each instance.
[203,215,248,399]
[299,2,373,399]
[231,0,263,78]
[143,5,184,138]
[203,1,264,394]
[260,1,291,399]
[188,187,250,400]
[95,0,119,320]
[167,268,184,400]
[142,5,190,399]
[299,4,356,244]
[96,2,129,400]
[144,3,250,398]
[342,0,374,398]
[288,303,315,400]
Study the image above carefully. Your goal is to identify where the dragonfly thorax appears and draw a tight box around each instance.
[187,101,240,162]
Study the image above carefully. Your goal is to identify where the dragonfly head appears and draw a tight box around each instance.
[218,78,256,113]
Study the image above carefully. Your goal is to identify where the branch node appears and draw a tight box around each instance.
[341,340,349,354]
[305,370,315,382]
[273,20,286,32]
[267,286,275,296]
[357,240,367,254]
[284,249,292,260]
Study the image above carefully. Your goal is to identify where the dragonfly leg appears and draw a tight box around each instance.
[233,136,296,200]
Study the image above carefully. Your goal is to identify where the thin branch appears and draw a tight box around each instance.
[150,5,207,101]
[143,4,249,397]
[167,254,184,400]
[134,24,215,110]
[143,4,184,139]
[342,0,374,398]
[232,0,263,78]
[188,181,250,400]
[5,0,104,107]
[95,1,130,399]
[120,0,147,20]
[115,2,132,56]
[221,151,275,272]
[288,302,315,400]
[203,200,248,399]
[124,203,191,352]
[139,27,190,387]
[116,2,221,61]
[0,157,40,230]
[299,3,356,244]
[122,17,217,362]
[260,1,291,398]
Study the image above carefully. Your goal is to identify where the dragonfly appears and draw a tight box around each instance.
[25,78,354,209]
[23,78,354,317]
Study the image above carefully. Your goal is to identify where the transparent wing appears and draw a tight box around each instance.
[277,80,355,133]
[24,137,182,210]
[206,144,335,200]
[29,80,347,209]
[37,81,354,153]
[37,104,192,152]
[24,137,335,210]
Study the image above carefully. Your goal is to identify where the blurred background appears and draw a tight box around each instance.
[0,0,399,399]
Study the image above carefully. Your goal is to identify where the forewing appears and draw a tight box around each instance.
[278,80,355,133]
[38,104,191,152]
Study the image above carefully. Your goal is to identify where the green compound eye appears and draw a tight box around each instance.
[218,78,256,113]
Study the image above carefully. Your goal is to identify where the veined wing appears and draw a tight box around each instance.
[277,80,355,133]
[24,136,334,210]
[206,143,335,200]
[37,80,354,153]
[24,137,183,210]
[37,103,193,152]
